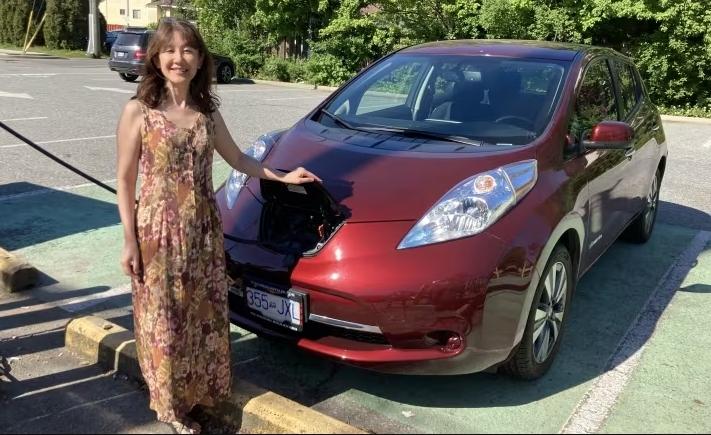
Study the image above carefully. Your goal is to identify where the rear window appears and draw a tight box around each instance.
[115,33,142,46]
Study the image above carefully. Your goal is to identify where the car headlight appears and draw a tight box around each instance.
[224,133,278,209]
[398,160,538,249]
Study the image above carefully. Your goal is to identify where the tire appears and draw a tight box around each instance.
[623,168,661,244]
[119,73,138,82]
[216,63,234,84]
[502,245,574,380]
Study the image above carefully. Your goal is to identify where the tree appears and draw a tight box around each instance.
[43,0,88,50]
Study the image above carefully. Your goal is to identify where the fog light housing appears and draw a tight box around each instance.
[425,331,463,353]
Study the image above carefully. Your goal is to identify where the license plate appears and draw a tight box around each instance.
[244,283,305,331]
[116,51,126,58]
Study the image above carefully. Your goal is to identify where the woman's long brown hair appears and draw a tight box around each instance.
[135,19,219,114]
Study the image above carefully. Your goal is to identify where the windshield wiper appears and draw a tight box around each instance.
[360,126,483,147]
[320,111,483,147]
[320,109,362,131]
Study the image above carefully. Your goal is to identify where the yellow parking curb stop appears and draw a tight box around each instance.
[65,316,365,434]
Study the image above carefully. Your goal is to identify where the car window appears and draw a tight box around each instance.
[324,55,569,146]
[115,33,142,46]
[613,60,640,119]
[355,62,424,116]
[570,59,618,140]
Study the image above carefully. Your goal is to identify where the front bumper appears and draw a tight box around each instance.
[225,220,538,375]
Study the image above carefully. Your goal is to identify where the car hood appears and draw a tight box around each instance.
[251,120,538,223]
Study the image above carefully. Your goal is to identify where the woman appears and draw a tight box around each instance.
[115,19,320,434]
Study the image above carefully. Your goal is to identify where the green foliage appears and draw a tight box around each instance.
[44,0,88,50]
[1,0,708,114]
[305,52,354,86]
[286,58,308,82]
[0,0,38,46]
[658,104,711,119]
[260,56,292,81]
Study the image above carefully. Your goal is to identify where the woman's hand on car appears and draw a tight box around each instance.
[280,167,322,184]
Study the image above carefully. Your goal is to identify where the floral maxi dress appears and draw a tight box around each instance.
[131,102,231,423]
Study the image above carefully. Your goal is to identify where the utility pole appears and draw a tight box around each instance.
[86,0,101,58]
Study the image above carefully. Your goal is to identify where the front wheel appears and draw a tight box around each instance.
[623,168,661,243]
[502,245,573,380]
[216,64,234,84]
[119,73,138,82]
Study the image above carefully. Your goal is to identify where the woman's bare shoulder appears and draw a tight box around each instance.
[118,99,145,124]
[123,99,144,114]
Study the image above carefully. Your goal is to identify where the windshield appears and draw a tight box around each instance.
[320,54,569,146]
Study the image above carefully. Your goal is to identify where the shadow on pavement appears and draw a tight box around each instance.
[658,200,711,232]
[0,182,119,250]
[679,283,711,294]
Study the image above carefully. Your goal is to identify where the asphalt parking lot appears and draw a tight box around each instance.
[1,56,710,433]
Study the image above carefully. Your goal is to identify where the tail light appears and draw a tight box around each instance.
[134,50,146,60]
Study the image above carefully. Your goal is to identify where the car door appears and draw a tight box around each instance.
[610,59,660,217]
[570,57,629,271]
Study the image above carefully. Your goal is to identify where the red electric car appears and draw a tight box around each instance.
[216,40,666,379]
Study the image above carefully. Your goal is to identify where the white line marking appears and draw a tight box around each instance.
[264,96,326,101]
[0,73,57,77]
[0,178,117,202]
[561,230,711,434]
[0,91,33,99]
[50,284,132,313]
[84,85,134,94]
[0,116,47,122]
[0,134,115,150]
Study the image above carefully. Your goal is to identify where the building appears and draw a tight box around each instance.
[99,0,187,31]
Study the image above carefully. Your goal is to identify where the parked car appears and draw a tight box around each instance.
[103,30,120,53]
[216,40,667,379]
[108,29,235,84]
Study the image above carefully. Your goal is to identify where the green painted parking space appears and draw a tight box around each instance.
[1,161,708,433]
[226,224,701,433]
[600,239,711,433]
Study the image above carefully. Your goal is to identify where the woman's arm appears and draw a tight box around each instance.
[212,109,321,184]
[116,99,143,278]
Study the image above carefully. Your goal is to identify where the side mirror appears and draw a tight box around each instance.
[581,121,634,151]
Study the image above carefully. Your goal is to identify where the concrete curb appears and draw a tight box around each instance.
[0,247,38,293]
[660,114,711,125]
[233,78,339,92]
[0,49,68,60]
[65,316,365,434]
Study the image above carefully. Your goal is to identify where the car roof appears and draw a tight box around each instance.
[400,39,615,62]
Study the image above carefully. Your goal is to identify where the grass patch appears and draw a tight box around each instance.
[0,42,99,59]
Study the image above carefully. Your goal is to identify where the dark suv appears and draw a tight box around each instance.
[108,29,236,84]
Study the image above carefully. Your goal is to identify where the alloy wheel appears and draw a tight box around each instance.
[643,173,660,235]
[533,261,567,364]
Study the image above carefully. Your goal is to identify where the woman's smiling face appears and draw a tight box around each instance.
[157,30,203,86]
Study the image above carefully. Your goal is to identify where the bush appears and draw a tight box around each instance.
[44,0,88,50]
[259,56,291,82]
[658,105,711,119]
[213,28,266,78]
[286,58,308,83]
[305,53,354,87]
[0,0,34,46]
